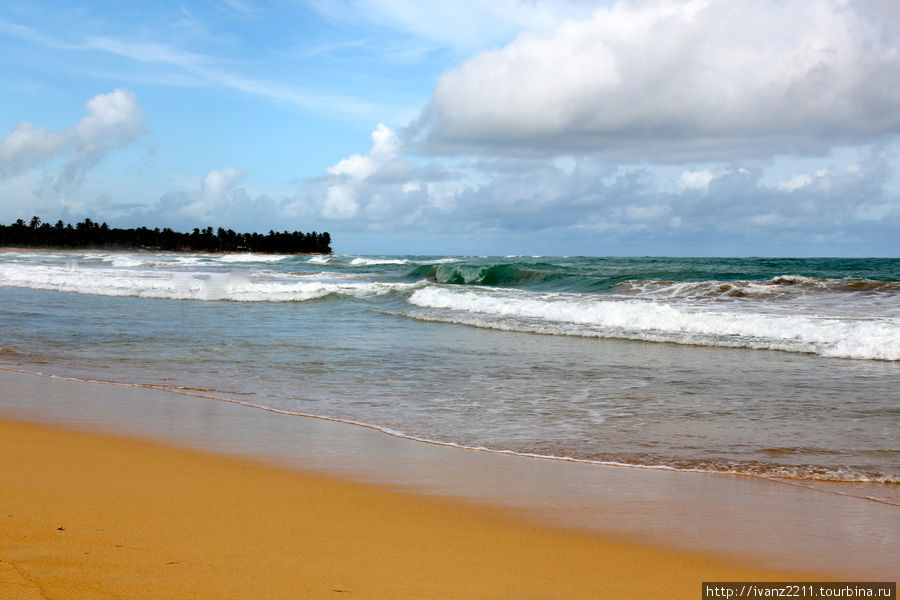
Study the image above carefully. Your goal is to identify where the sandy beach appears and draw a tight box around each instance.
[0,416,823,600]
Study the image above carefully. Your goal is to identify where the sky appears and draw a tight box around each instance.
[1,0,899,256]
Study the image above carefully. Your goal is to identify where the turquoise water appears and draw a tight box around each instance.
[0,252,897,486]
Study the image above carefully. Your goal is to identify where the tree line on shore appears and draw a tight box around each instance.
[0,217,332,254]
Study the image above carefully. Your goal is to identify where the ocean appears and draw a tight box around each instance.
[0,251,897,492]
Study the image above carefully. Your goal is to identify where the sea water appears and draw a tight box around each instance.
[0,252,897,490]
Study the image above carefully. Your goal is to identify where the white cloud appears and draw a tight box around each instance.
[679,169,716,191]
[63,89,146,184]
[138,167,254,227]
[0,123,67,176]
[414,0,900,161]
[0,88,144,185]
[185,167,246,220]
[624,203,672,223]
[320,124,408,220]
[327,123,401,180]
[297,126,900,253]
[322,184,359,219]
[776,174,813,192]
[131,166,329,234]
[202,167,245,202]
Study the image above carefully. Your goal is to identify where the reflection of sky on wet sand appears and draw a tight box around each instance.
[2,369,896,579]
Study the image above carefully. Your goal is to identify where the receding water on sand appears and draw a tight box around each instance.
[1,369,897,579]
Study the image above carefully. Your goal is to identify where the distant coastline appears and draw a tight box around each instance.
[0,217,332,255]
[0,246,330,256]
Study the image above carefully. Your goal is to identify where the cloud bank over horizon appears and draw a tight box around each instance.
[304,122,898,255]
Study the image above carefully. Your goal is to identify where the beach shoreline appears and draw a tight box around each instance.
[1,369,896,596]
[0,417,823,600]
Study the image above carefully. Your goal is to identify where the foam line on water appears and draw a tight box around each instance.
[0,263,421,301]
[2,366,896,498]
[405,287,900,360]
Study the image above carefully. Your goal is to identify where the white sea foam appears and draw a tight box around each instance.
[170,256,204,266]
[94,253,293,267]
[407,287,900,360]
[622,275,900,304]
[97,254,150,268]
[348,256,460,266]
[428,257,463,264]
[350,257,411,265]
[212,253,291,263]
[0,263,420,302]
[306,255,334,264]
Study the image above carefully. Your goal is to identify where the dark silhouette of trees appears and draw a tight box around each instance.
[0,217,332,254]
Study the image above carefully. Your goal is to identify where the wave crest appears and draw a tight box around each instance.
[406,287,900,360]
[0,263,420,302]
[407,262,562,287]
[620,275,900,299]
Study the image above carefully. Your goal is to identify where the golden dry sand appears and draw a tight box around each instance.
[0,419,815,599]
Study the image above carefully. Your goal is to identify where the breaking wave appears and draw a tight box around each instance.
[406,287,900,360]
[406,262,572,288]
[620,275,900,300]
[0,263,420,302]
[350,257,411,266]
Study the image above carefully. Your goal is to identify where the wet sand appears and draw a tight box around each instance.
[0,417,817,600]
[1,369,896,598]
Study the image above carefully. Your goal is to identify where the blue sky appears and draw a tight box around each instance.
[1,0,899,256]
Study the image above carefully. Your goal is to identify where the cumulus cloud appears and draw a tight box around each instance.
[322,185,360,219]
[327,123,401,180]
[678,169,716,192]
[775,173,814,192]
[0,88,145,184]
[150,167,248,224]
[304,120,899,253]
[201,167,245,203]
[318,123,420,220]
[413,0,900,161]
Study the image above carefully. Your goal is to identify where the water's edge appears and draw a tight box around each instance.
[1,367,896,579]
[2,365,896,507]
